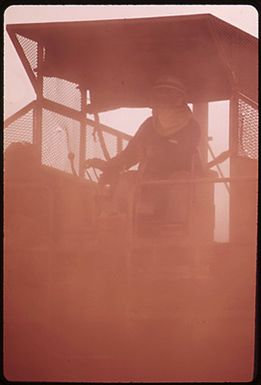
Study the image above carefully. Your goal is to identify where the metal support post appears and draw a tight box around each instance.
[79,87,87,177]
[33,42,44,164]
[228,94,238,243]
[193,102,209,164]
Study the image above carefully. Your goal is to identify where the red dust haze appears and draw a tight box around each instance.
[3,5,258,383]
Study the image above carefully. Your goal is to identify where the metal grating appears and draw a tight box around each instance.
[4,109,33,150]
[211,18,258,102]
[42,109,80,174]
[43,77,81,111]
[16,34,38,73]
[237,98,258,160]
[4,107,130,181]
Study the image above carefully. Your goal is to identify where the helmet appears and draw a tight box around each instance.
[153,75,186,95]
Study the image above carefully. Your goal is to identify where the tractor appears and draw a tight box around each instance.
[4,14,258,382]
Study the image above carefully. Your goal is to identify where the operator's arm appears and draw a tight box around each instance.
[100,117,151,184]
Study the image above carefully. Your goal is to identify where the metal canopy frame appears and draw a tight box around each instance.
[5,14,258,153]
[6,14,258,111]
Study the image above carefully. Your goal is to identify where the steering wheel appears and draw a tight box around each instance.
[84,158,108,183]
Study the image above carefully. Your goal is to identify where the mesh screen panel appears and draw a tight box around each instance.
[237,98,258,160]
[4,109,33,150]
[4,107,130,180]
[17,33,81,110]
[211,18,258,102]
[16,34,38,73]
[42,109,80,174]
[43,77,81,111]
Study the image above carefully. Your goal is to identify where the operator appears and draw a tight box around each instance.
[85,75,202,217]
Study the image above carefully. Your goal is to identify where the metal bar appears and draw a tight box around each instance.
[192,101,230,193]
[238,92,258,109]
[93,112,110,161]
[85,169,93,182]
[4,101,36,128]
[88,118,132,142]
[79,87,87,177]
[206,17,237,96]
[42,98,82,120]
[8,31,38,94]
[139,175,257,187]
[193,102,209,164]
[229,95,239,171]
[5,14,216,32]
[33,42,44,163]
[229,94,239,244]
[207,143,230,193]
[92,167,99,181]
[41,98,132,141]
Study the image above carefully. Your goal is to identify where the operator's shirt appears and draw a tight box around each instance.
[102,115,201,182]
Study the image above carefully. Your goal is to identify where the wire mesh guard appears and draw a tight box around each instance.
[4,104,130,180]
[237,98,258,160]
[16,34,38,74]
[212,18,258,103]
[16,32,81,112]
[42,109,80,174]
[11,32,129,178]
[4,109,33,150]
[43,77,81,111]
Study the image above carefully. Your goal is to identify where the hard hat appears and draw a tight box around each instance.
[153,75,186,95]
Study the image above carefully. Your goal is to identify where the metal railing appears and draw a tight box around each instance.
[4,99,132,180]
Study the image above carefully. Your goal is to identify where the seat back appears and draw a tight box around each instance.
[131,149,215,242]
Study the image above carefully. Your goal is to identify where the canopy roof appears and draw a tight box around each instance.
[7,14,258,112]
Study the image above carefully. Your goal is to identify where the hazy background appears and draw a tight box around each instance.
[3,6,259,383]
[3,5,258,241]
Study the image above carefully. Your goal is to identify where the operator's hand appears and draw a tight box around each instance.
[207,149,231,168]
[99,167,121,186]
[84,158,107,171]
[85,157,123,185]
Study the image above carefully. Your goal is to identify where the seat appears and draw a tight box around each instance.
[130,150,217,243]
